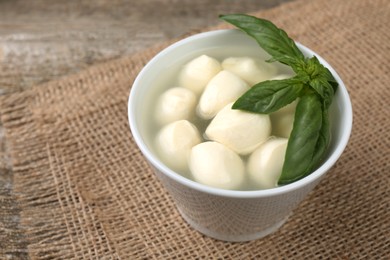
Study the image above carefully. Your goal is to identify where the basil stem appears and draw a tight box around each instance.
[278,93,323,185]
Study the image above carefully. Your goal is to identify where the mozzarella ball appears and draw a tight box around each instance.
[222,56,277,86]
[270,74,294,80]
[205,103,271,155]
[155,87,197,125]
[273,99,298,115]
[270,99,298,138]
[197,70,249,120]
[271,113,295,138]
[156,120,202,172]
[179,55,222,95]
[248,137,288,189]
[189,141,244,190]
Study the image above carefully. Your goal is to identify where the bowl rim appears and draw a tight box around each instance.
[128,29,353,198]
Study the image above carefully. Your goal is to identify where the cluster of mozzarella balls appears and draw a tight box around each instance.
[154,55,297,190]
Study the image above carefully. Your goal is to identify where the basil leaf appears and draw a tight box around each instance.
[309,107,330,172]
[219,14,305,68]
[323,67,338,93]
[232,75,305,114]
[306,56,338,98]
[220,14,339,186]
[309,77,334,108]
[295,56,335,108]
[278,93,323,185]
[308,56,338,89]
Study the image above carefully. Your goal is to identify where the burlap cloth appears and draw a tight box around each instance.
[0,0,389,258]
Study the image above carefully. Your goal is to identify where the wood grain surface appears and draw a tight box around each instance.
[0,0,292,93]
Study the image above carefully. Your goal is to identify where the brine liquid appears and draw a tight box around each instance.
[142,46,294,190]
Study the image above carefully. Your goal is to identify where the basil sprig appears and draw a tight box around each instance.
[220,14,338,185]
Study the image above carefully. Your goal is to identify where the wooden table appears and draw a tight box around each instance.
[0,0,292,93]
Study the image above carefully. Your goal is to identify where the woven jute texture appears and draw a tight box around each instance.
[1,0,389,258]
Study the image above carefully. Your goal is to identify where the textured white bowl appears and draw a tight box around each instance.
[128,29,353,242]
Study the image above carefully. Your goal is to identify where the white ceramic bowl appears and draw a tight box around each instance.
[128,29,353,242]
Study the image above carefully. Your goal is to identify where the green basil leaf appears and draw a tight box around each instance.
[220,14,339,185]
[309,107,330,173]
[306,56,338,94]
[301,56,335,108]
[278,93,323,185]
[323,67,338,93]
[309,77,334,108]
[232,75,305,114]
[308,56,338,88]
[219,14,305,68]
